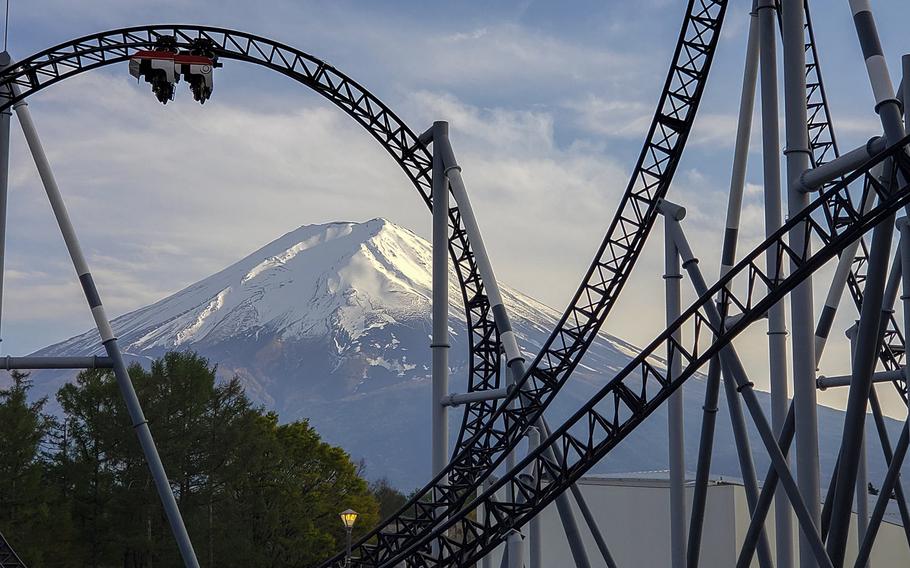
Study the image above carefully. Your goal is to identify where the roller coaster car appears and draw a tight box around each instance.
[175,53,215,104]
[129,50,178,104]
[129,50,219,104]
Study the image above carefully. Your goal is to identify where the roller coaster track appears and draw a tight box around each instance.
[798,0,908,399]
[0,532,25,568]
[393,135,910,567]
[317,2,731,564]
[5,4,898,567]
[0,27,506,566]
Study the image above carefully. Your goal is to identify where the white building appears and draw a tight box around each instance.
[482,473,909,567]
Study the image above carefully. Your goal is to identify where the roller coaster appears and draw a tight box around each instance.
[0,0,909,566]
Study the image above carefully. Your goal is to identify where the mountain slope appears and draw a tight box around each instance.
[29,219,909,503]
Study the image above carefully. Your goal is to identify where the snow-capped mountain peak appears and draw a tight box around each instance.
[39,218,489,356]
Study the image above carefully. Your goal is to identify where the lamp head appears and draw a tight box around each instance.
[340,509,358,529]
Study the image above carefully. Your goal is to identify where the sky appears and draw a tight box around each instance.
[4,1,910,415]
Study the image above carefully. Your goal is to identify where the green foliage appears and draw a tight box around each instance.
[0,351,378,567]
[0,371,61,564]
[370,477,408,520]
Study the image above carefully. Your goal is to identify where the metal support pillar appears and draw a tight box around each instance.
[737,403,796,568]
[0,53,10,352]
[506,530,524,568]
[826,194,894,565]
[855,221,910,563]
[688,8,763,563]
[481,477,494,568]
[853,217,910,565]
[435,130,596,567]
[827,2,908,555]
[526,427,542,568]
[856,436,870,567]
[814,174,879,362]
[12,89,199,567]
[664,206,686,568]
[758,1,793,561]
[782,3,821,564]
[668,218,834,568]
[845,327,870,568]
[539,419,618,568]
[431,121,450,481]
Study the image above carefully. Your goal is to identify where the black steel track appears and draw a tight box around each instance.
[0,532,25,568]
[0,7,736,565]
[324,2,729,564]
[798,1,909,400]
[0,24,511,563]
[393,138,910,567]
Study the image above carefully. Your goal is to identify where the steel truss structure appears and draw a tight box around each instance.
[1,1,910,567]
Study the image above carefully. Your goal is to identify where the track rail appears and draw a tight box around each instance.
[0,21,515,485]
[798,1,908,399]
[0,532,25,568]
[395,137,910,567]
[319,2,729,565]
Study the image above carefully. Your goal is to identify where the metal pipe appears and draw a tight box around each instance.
[814,165,881,363]
[506,530,524,568]
[827,3,909,559]
[431,121,450,480]
[855,435,869,567]
[845,327,870,568]
[13,89,200,567]
[568,483,617,568]
[720,356,774,564]
[669,219,833,568]
[736,403,796,568]
[817,368,904,389]
[782,2,822,563]
[481,477,494,568]
[664,210,686,568]
[0,355,113,369]
[825,192,894,565]
[526,427,542,568]
[441,387,510,407]
[686,358,722,568]
[797,136,886,192]
[758,2,793,563]
[0,52,10,353]
[688,8,762,563]
[539,418,617,568]
[438,130,595,568]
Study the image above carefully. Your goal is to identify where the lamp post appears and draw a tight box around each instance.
[340,509,358,567]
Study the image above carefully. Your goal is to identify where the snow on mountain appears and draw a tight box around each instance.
[28,219,909,501]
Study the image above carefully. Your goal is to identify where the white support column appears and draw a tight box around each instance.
[781,2,821,564]
[506,530,524,568]
[664,204,686,568]
[431,121,450,480]
[12,87,199,567]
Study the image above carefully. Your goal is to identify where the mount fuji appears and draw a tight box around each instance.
[28,219,910,495]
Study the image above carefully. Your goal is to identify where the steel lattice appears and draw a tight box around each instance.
[393,139,910,568]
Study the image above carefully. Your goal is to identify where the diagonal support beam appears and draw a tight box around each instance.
[667,217,834,568]
[12,86,200,568]
[433,127,606,568]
